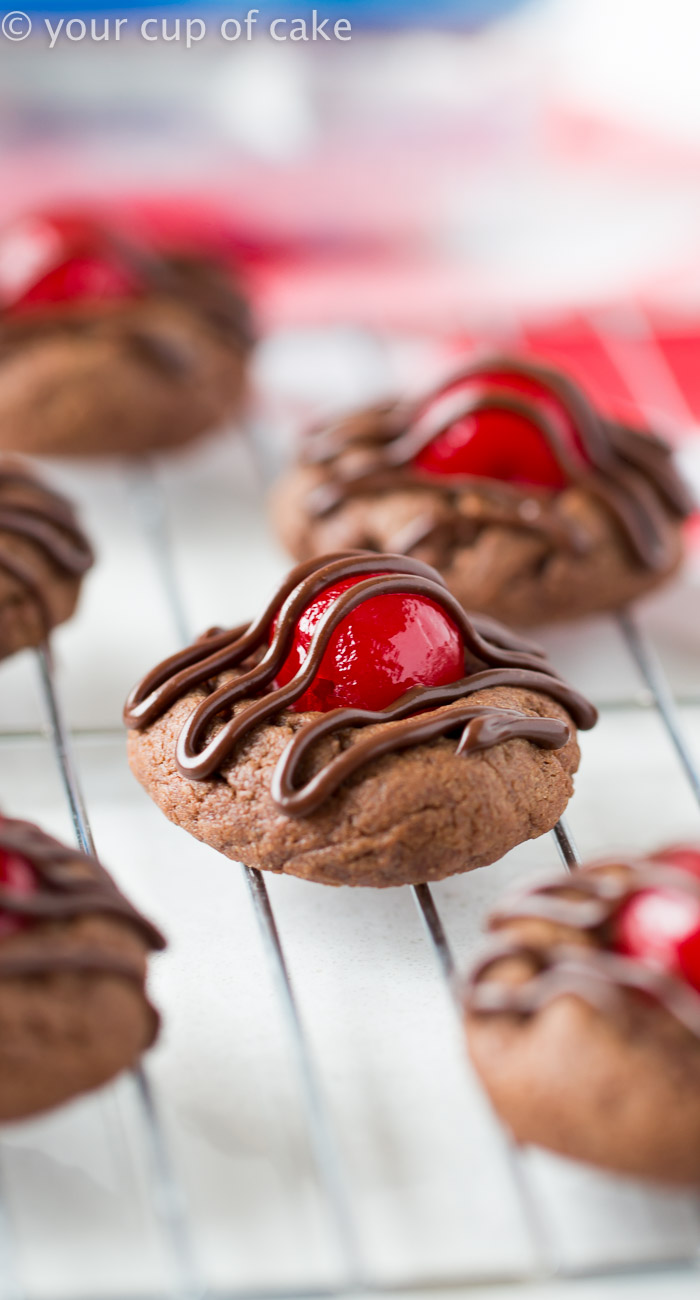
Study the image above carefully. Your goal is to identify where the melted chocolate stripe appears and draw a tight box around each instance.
[0,477,78,526]
[126,552,596,814]
[466,853,700,1040]
[0,238,250,355]
[478,358,613,465]
[0,506,93,575]
[488,863,700,932]
[456,613,547,659]
[0,467,94,630]
[307,468,591,565]
[0,818,162,1045]
[388,391,586,480]
[0,819,165,951]
[272,666,591,816]
[608,423,695,517]
[172,569,588,782]
[468,942,700,1040]
[388,496,591,561]
[304,403,405,464]
[273,704,568,816]
[126,551,407,725]
[125,551,559,731]
[586,472,673,570]
[302,356,692,573]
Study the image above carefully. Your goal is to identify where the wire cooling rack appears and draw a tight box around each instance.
[0,322,699,1300]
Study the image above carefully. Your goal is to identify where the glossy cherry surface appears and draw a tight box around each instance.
[615,850,700,995]
[413,366,588,490]
[0,213,143,312]
[0,838,37,938]
[274,572,465,714]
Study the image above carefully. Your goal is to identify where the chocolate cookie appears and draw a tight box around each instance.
[272,357,694,626]
[465,847,700,1184]
[0,816,165,1120]
[0,459,93,661]
[125,552,596,888]
[0,212,252,457]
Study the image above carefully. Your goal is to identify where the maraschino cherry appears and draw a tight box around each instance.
[274,572,464,714]
[0,212,144,313]
[0,823,37,938]
[614,847,700,995]
[413,364,588,491]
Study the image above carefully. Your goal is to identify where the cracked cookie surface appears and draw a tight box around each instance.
[128,679,580,887]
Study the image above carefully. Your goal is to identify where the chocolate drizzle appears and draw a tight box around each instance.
[0,246,253,370]
[125,552,597,817]
[465,852,700,1039]
[301,357,694,572]
[0,464,94,633]
[0,818,164,1042]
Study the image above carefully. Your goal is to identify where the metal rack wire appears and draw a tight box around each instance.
[0,319,697,1299]
[36,645,203,1300]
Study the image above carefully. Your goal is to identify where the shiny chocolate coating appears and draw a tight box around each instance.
[125,552,597,817]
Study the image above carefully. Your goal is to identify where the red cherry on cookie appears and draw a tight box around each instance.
[614,887,700,994]
[274,572,464,713]
[0,837,37,939]
[0,213,142,312]
[413,366,587,490]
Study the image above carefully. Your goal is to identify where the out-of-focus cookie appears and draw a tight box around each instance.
[272,357,694,626]
[465,846,700,1183]
[0,815,165,1120]
[0,458,93,661]
[0,211,252,456]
